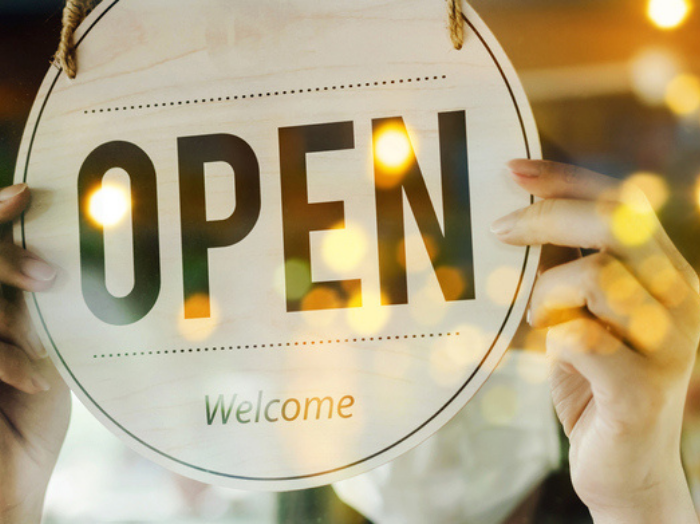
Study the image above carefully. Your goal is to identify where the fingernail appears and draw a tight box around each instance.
[490,209,521,235]
[21,257,57,282]
[35,345,48,359]
[31,374,51,392]
[30,343,48,360]
[526,307,532,326]
[507,159,540,178]
[0,183,27,202]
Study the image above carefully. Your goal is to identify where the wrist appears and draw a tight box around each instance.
[588,467,697,524]
[0,493,45,524]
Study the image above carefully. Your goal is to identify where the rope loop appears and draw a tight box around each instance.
[448,0,465,50]
[56,0,465,79]
[55,0,97,79]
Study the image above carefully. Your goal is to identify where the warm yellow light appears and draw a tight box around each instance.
[665,74,700,115]
[599,259,645,315]
[522,328,547,354]
[640,254,687,307]
[321,223,367,273]
[375,129,411,168]
[178,294,219,342]
[610,204,657,247]
[88,185,130,227]
[647,0,692,29]
[630,303,670,349]
[434,266,466,301]
[623,172,670,212]
[630,47,681,106]
[301,286,341,311]
[347,290,390,335]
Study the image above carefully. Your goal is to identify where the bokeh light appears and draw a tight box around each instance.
[598,258,645,315]
[347,290,390,335]
[321,223,367,273]
[623,172,670,212]
[178,294,219,342]
[665,73,700,115]
[375,129,411,168]
[301,286,342,311]
[610,203,657,247]
[630,303,670,349]
[630,47,681,106]
[88,185,130,227]
[274,259,311,300]
[521,328,547,354]
[640,254,687,307]
[374,127,413,189]
[434,266,466,300]
[647,0,692,29]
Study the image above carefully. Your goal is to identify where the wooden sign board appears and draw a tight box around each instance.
[15,0,539,490]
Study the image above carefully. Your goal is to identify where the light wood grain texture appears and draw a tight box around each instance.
[14,0,540,490]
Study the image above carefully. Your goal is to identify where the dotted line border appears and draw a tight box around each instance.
[92,331,460,359]
[83,75,448,115]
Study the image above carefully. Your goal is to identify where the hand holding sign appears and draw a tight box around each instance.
[5,160,700,522]
[0,184,70,524]
[495,159,700,523]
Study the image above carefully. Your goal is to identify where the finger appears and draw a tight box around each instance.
[492,198,650,252]
[547,317,647,401]
[492,198,698,305]
[549,364,591,437]
[0,341,50,394]
[506,159,699,292]
[507,159,618,201]
[0,243,56,292]
[17,298,48,360]
[0,184,31,226]
[0,297,48,360]
[532,253,693,359]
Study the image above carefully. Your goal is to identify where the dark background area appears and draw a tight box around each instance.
[0,0,64,187]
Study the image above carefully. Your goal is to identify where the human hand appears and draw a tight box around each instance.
[0,184,70,524]
[493,160,700,523]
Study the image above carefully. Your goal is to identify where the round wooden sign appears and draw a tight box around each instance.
[16,0,540,490]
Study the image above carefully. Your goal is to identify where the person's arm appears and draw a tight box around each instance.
[0,184,71,524]
[494,159,700,523]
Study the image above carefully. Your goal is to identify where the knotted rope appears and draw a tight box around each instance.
[56,0,466,79]
[448,0,465,50]
[54,0,98,79]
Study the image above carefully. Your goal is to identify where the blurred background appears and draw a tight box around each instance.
[2,0,700,522]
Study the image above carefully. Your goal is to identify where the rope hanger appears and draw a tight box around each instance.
[55,0,466,79]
